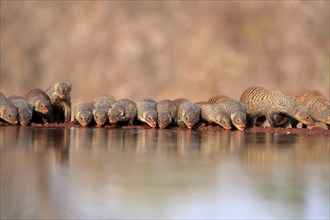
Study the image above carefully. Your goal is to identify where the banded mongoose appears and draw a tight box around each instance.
[239,87,315,128]
[208,95,247,131]
[156,99,178,129]
[74,102,94,127]
[136,98,158,128]
[0,92,18,125]
[175,99,201,129]
[93,95,116,127]
[45,82,72,122]
[173,98,190,108]
[108,99,137,125]
[199,103,232,130]
[25,89,52,123]
[9,96,33,126]
[291,90,330,129]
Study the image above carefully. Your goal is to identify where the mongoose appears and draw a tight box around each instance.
[239,87,315,128]
[45,82,72,122]
[0,92,18,125]
[199,103,232,130]
[25,89,52,123]
[173,98,190,108]
[176,100,201,129]
[136,98,158,128]
[291,90,330,129]
[74,102,94,127]
[93,95,116,127]
[156,99,178,129]
[108,99,137,125]
[9,96,33,126]
[208,95,247,131]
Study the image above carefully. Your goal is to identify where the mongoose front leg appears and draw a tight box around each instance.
[271,113,290,128]
[291,119,299,128]
[247,115,257,128]
[128,117,135,126]
[266,113,277,127]
[64,105,71,122]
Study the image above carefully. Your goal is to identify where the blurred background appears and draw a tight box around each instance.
[1,1,329,104]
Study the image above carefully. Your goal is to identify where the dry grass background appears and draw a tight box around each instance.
[1,1,329,105]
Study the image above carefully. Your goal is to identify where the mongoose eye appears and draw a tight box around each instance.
[185,116,188,121]
[79,116,83,121]
[95,115,99,119]
[8,114,12,118]
[40,104,44,108]
[236,118,241,123]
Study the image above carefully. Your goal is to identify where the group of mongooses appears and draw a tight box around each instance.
[0,83,329,130]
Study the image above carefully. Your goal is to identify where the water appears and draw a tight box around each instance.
[1,126,329,219]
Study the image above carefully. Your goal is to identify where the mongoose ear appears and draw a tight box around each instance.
[0,107,4,116]
[93,109,96,115]
[54,82,59,89]
[68,83,72,89]
[294,107,300,115]
[230,113,235,121]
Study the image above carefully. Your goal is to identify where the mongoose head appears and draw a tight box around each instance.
[215,114,232,130]
[93,109,109,126]
[231,112,247,131]
[34,99,50,115]
[158,112,171,129]
[54,82,71,100]
[0,105,18,125]
[143,110,157,128]
[294,106,315,126]
[17,107,33,126]
[8,97,32,126]
[108,103,125,124]
[76,111,93,127]
[182,107,200,129]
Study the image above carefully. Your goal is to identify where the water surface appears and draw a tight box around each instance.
[1,126,329,219]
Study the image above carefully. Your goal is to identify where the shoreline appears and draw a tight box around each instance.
[1,122,329,136]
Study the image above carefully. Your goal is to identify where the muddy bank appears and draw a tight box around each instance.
[1,121,329,136]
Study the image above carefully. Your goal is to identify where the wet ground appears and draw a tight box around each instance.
[0,125,329,219]
[1,121,329,136]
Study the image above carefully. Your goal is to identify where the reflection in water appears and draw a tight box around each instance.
[0,127,329,219]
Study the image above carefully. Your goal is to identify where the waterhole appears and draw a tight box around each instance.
[1,126,329,219]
